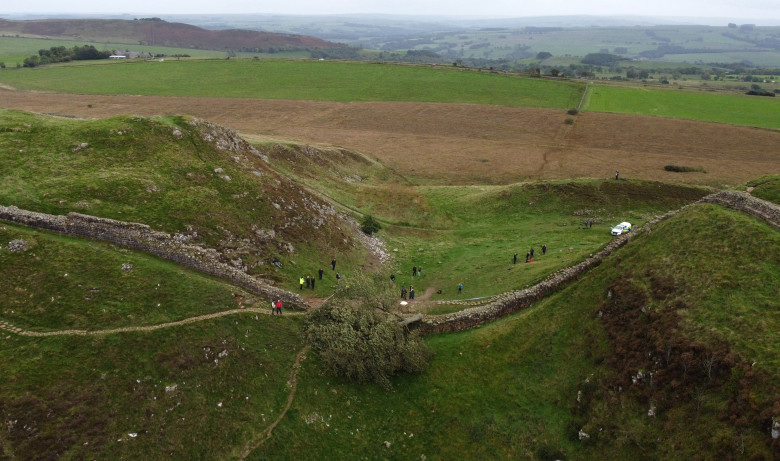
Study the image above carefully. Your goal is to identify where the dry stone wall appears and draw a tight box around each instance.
[2,190,778,322]
[700,190,780,231]
[411,191,780,334]
[0,205,307,309]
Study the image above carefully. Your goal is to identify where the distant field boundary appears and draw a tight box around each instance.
[411,190,780,334]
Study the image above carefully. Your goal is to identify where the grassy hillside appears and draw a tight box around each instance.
[0,107,713,304]
[0,109,366,293]
[0,223,256,331]
[0,220,306,460]
[746,175,780,204]
[0,59,585,108]
[0,18,337,52]
[253,203,780,460]
[351,24,780,67]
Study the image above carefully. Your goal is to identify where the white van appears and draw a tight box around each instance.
[611,222,632,236]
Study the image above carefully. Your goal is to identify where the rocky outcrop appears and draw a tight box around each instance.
[0,205,307,309]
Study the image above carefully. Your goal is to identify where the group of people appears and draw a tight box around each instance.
[397,265,423,299]
[514,244,547,264]
[298,257,339,290]
[300,275,317,290]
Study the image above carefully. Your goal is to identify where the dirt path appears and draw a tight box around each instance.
[239,345,309,460]
[0,307,304,337]
[417,284,439,302]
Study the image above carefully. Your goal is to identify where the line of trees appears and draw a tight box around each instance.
[23,45,112,68]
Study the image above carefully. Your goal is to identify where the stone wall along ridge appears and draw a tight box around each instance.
[411,190,780,335]
[0,205,307,309]
[2,191,778,325]
[699,190,780,231]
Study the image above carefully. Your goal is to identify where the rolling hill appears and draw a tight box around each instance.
[0,106,778,458]
[0,42,778,459]
[0,17,339,52]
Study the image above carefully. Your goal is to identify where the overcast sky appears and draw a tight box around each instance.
[3,0,780,25]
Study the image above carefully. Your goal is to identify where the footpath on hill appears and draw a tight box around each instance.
[0,307,303,337]
[1,190,777,338]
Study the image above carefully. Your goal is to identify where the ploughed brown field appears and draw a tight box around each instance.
[2,89,778,186]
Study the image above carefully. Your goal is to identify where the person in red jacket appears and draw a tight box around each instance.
[275,299,282,315]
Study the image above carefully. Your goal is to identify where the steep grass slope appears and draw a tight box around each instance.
[0,109,366,292]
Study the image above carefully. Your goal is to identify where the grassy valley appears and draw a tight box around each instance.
[3,181,777,459]
[0,33,779,459]
[256,203,780,460]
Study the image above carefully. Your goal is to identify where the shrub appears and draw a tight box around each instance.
[304,274,432,390]
[567,108,579,115]
[360,214,382,235]
[564,118,575,125]
[664,165,705,173]
[746,89,775,97]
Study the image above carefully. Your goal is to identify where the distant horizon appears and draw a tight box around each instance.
[2,12,780,27]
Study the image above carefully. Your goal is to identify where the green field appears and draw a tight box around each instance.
[0,223,252,331]
[350,180,708,303]
[585,83,780,129]
[0,58,585,107]
[2,56,778,129]
[0,36,227,62]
